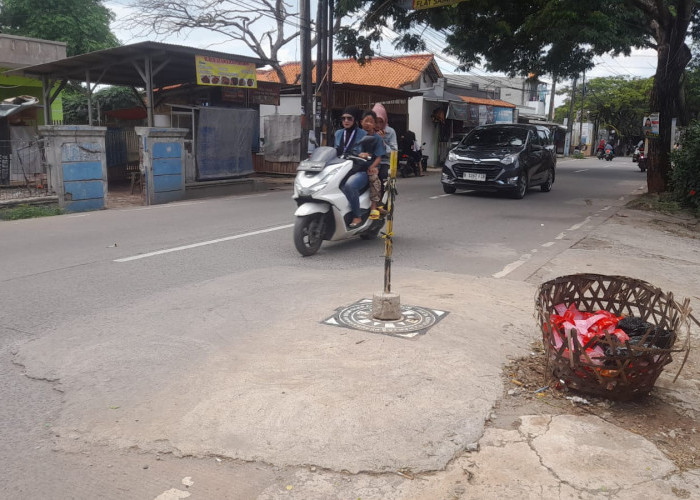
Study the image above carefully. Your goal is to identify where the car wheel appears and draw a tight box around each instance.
[540,168,554,192]
[511,173,527,199]
[442,184,457,194]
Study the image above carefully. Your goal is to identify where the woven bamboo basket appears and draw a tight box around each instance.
[535,274,692,400]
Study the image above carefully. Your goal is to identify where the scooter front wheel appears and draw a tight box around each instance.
[294,214,324,256]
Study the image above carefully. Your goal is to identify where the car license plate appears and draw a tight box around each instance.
[463,172,486,181]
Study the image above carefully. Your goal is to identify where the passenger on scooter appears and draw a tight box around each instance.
[359,110,386,222]
[372,103,400,188]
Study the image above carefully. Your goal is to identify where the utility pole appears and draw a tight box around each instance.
[564,75,577,157]
[314,0,327,148]
[578,70,586,150]
[299,0,313,160]
[325,0,334,147]
[548,73,557,121]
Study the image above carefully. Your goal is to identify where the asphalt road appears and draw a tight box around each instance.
[0,155,648,498]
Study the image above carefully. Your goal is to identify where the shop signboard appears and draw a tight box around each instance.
[221,84,281,106]
[195,55,257,88]
[412,0,466,10]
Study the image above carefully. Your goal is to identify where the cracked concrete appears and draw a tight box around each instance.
[3,195,699,498]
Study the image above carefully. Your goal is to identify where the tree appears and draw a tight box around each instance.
[0,0,119,56]
[554,76,653,143]
[683,43,700,121]
[122,0,341,85]
[62,84,143,124]
[336,0,700,193]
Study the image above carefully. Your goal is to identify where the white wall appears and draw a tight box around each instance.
[408,96,439,167]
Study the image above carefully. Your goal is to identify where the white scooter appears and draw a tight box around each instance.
[292,141,385,256]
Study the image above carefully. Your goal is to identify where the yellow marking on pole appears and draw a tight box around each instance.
[383,151,398,293]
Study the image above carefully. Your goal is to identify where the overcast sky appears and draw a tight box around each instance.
[105,1,658,109]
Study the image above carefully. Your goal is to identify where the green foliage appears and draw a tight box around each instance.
[62,84,143,125]
[554,76,652,139]
[0,203,63,220]
[685,43,700,121]
[669,121,700,211]
[335,0,650,78]
[0,0,119,56]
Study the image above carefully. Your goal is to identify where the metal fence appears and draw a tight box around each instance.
[0,138,52,201]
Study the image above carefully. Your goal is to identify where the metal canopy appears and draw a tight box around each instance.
[5,41,272,126]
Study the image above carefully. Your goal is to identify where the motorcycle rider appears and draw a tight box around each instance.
[597,138,605,154]
[334,107,365,157]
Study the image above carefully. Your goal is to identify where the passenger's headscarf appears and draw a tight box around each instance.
[372,103,388,130]
[338,106,360,155]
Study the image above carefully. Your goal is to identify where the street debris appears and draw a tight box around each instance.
[181,477,194,487]
[566,396,591,405]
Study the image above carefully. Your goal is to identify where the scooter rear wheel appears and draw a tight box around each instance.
[294,214,324,256]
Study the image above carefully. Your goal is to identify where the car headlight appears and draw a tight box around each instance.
[447,150,459,162]
[501,153,519,165]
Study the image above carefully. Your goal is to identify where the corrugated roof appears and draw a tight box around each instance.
[257,54,439,89]
[460,96,516,108]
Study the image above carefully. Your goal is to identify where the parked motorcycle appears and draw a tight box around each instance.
[398,149,420,177]
[398,142,427,177]
[604,148,614,161]
[292,141,386,256]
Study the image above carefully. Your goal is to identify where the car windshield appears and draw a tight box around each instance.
[461,128,528,148]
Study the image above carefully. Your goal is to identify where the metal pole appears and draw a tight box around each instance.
[383,151,398,294]
[326,0,334,146]
[299,0,312,160]
[564,76,577,157]
[548,73,557,121]
[578,70,585,149]
[314,0,325,146]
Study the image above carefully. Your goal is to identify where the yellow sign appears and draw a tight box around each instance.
[413,0,465,10]
[195,55,257,88]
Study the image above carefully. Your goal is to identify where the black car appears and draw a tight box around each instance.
[441,124,556,199]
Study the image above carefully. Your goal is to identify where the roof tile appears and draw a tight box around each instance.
[257,54,438,89]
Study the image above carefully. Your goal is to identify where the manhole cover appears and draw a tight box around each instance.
[323,298,449,339]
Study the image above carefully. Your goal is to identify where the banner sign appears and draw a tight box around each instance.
[413,0,466,10]
[446,102,468,121]
[196,55,257,88]
[494,107,513,123]
[642,113,659,138]
[221,83,280,106]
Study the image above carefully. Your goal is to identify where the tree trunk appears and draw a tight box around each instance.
[273,64,288,85]
[646,11,693,193]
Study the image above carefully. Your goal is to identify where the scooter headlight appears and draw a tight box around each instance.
[299,164,343,196]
